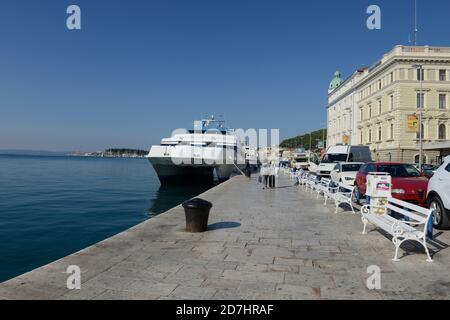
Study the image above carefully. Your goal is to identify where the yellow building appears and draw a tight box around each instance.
[328,45,450,164]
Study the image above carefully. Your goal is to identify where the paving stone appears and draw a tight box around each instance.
[94,289,160,300]
[275,284,320,299]
[168,286,217,299]
[223,270,284,284]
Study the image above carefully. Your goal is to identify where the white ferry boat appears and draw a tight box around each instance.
[147,116,246,184]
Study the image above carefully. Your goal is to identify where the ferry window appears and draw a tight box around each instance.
[446,164,450,173]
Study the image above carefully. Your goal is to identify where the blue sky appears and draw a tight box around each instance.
[1,0,450,151]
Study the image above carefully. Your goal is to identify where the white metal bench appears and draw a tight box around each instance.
[361,197,434,262]
[306,175,320,194]
[294,170,304,185]
[315,178,331,199]
[302,172,312,190]
[323,181,339,205]
[334,183,356,214]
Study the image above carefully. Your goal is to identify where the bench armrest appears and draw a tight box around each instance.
[361,204,387,216]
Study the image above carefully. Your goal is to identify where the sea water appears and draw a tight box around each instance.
[0,155,213,282]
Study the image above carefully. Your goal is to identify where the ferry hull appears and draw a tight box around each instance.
[148,156,242,185]
[149,160,215,185]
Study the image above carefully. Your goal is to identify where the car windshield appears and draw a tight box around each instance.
[377,164,421,177]
[321,154,347,163]
[341,164,362,172]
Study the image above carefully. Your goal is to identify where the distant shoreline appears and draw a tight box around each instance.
[0,148,148,159]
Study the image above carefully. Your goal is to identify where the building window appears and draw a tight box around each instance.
[378,80,382,90]
[360,108,363,121]
[390,72,394,83]
[439,70,447,81]
[389,95,394,110]
[378,100,382,115]
[378,126,382,141]
[417,93,424,109]
[414,154,427,165]
[369,105,372,118]
[417,68,424,81]
[439,94,447,109]
[360,131,363,144]
[439,124,446,140]
[417,124,425,139]
[390,123,394,139]
[368,129,372,143]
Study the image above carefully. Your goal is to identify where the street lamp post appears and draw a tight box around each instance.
[345,107,353,145]
[413,64,424,170]
[321,122,326,150]
[322,128,325,148]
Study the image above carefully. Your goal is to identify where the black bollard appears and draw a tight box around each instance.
[182,198,213,233]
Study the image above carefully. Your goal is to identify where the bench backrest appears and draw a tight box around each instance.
[338,182,355,194]
[386,197,432,224]
[320,178,331,187]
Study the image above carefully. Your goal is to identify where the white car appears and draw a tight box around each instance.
[316,145,371,177]
[427,156,450,229]
[330,162,364,185]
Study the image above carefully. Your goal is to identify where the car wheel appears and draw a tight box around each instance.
[430,196,450,230]
[354,185,361,205]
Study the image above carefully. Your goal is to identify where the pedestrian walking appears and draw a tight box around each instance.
[260,162,270,189]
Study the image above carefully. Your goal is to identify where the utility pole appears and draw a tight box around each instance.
[413,64,424,170]
[322,128,325,148]
[419,65,424,170]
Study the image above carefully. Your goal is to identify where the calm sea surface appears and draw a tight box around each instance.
[0,155,214,282]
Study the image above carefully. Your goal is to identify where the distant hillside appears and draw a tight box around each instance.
[68,148,148,158]
[280,129,327,150]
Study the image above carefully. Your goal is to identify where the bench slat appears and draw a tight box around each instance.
[386,204,429,223]
[388,197,431,216]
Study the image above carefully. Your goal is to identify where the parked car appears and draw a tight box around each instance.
[421,164,438,178]
[330,162,364,185]
[427,156,450,229]
[316,145,372,177]
[354,162,429,206]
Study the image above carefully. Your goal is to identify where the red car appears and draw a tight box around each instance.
[354,162,429,206]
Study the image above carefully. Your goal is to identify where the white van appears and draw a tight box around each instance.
[316,145,372,177]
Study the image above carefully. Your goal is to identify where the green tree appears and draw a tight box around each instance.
[280,129,327,150]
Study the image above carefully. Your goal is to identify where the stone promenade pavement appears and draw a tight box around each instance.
[1,174,450,300]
